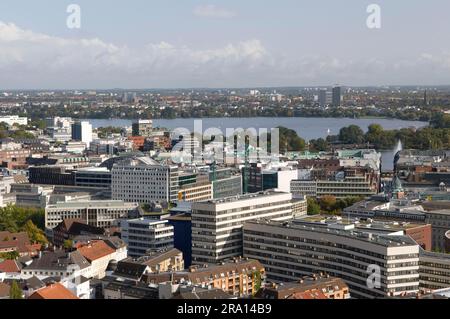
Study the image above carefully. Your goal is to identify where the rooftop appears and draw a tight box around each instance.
[247,219,419,248]
[200,190,290,205]
[28,283,78,300]
[77,241,116,262]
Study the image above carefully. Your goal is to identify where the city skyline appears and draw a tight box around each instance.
[1,0,450,89]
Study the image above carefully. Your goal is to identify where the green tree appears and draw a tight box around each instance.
[339,125,365,144]
[0,251,20,260]
[9,281,23,299]
[63,239,74,250]
[319,196,338,213]
[307,198,321,215]
[309,138,330,152]
[24,220,48,245]
[278,126,306,152]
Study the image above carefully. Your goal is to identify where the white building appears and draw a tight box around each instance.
[45,200,140,229]
[243,219,420,299]
[191,191,294,265]
[72,121,93,148]
[63,141,87,154]
[0,115,28,127]
[111,156,179,204]
[121,218,174,257]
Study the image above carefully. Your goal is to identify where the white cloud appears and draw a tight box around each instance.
[1,21,450,89]
[193,4,236,19]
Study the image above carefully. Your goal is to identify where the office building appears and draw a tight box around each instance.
[121,218,174,257]
[424,210,450,252]
[243,219,420,299]
[111,156,179,204]
[212,175,243,199]
[74,167,112,189]
[72,121,93,148]
[29,166,75,186]
[291,168,379,199]
[177,182,213,203]
[191,191,293,265]
[419,249,450,290]
[45,200,140,229]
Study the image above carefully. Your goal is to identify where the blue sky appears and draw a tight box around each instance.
[0,0,450,89]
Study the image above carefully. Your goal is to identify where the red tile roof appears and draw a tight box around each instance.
[29,283,78,300]
[77,240,115,262]
[0,260,21,273]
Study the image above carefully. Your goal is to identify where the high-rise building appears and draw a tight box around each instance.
[111,156,179,203]
[132,119,153,137]
[121,218,174,257]
[332,86,342,107]
[318,89,332,107]
[72,121,93,148]
[191,191,293,265]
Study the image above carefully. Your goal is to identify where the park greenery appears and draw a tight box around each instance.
[307,196,364,215]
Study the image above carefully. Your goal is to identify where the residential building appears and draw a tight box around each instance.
[0,231,41,257]
[256,275,350,299]
[191,191,293,264]
[28,283,78,299]
[21,250,92,280]
[143,258,265,297]
[113,248,184,280]
[52,219,105,247]
[77,240,123,279]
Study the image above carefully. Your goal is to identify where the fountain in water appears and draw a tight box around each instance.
[394,140,403,155]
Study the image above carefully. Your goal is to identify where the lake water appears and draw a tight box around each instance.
[86,117,427,141]
[86,117,426,171]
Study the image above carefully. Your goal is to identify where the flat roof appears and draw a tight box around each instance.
[246,219,419,248]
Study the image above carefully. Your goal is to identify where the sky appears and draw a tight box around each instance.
[0,0,450,89]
